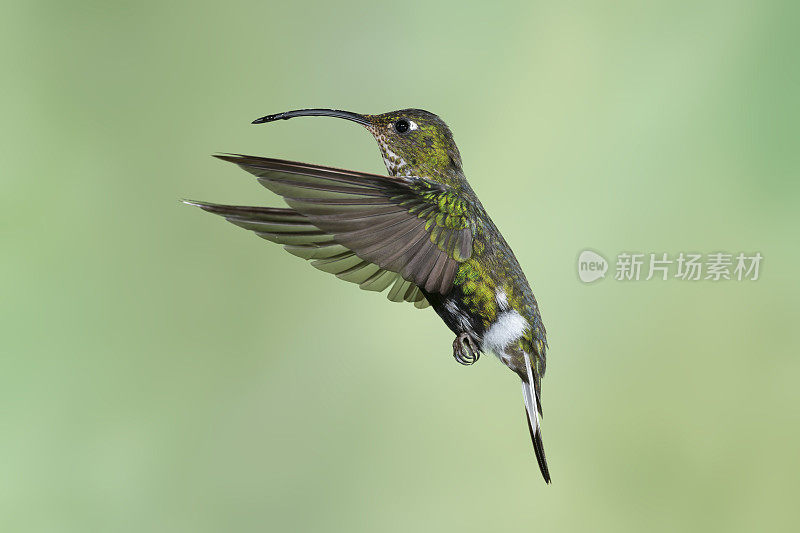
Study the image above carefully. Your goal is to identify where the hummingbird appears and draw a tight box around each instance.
[184,108,551,482]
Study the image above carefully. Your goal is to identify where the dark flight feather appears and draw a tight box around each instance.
[201,154,477,297]
[525,405,551,484]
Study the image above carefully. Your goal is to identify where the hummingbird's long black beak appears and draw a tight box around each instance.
[252,108,370,126]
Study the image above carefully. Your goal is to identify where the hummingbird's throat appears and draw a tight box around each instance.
[370,131,412,177]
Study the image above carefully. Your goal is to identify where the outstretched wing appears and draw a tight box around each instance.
[184,201,430,307]
[185,154,477,306]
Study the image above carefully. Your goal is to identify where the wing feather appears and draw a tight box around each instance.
[186,154,479,306]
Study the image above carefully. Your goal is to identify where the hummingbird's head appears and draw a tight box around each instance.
[361,109,462,179]
[252,108,463,181]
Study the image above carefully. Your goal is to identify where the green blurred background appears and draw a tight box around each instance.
[3,1,799,531]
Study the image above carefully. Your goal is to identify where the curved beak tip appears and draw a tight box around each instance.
[250,108,368,127]
[251,114,280,124]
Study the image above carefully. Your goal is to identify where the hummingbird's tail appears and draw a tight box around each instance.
[522,352,551,483]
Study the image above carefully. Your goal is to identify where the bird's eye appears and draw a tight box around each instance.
[394,119,410,133]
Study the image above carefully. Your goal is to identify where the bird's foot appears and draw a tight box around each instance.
[453,332,481,365]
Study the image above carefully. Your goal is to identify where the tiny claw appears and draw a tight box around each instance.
[453,332,481,366]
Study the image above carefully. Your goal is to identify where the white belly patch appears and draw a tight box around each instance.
[481,310,529,359]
